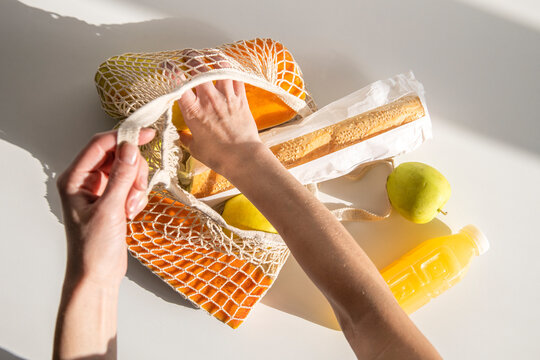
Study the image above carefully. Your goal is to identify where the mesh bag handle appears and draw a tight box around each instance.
[118,69,312,144]
[104,39,403,328]
[117,71,394,259]
[117,68,315,233]
[114,56,312,328]
[117,69,312,145]
[306,159,394,221]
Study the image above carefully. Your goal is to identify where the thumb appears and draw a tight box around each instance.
[101,142,139,204]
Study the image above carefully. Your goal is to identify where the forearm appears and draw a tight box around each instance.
[226,144,391,312]
[225,143,440,358]
[53,130,154,359]
[53,275,119,360]
[172,77,438,357]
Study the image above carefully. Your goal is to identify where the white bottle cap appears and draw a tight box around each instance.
[460,225,490,256]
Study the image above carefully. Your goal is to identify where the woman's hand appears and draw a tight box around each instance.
[177,79,263,177]
[175,55,265,177]
[175,78,440,358]
[56,129,155,287]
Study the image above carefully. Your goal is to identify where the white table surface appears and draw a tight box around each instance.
[1,0,539,359]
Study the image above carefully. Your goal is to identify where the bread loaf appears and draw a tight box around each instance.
[186,94,425,198]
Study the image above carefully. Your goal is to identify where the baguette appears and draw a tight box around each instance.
[186,94,425,198]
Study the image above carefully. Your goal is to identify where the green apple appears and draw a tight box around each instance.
[222,194,277,233]
[386,162,451,224]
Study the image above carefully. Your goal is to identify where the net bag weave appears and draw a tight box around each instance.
[95,39,315,328]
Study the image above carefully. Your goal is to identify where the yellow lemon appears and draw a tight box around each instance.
[222,194,277,233]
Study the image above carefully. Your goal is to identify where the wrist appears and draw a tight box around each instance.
[66,278,120,304]
[64,243,126,290]
[63,266,122,295]
[56,269,119,359]
[219,142,275,179]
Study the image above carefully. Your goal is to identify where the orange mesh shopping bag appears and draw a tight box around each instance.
[128,191,285,328]
[95,39,315,328]
[95,38,314,132]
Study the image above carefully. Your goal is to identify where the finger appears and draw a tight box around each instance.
[207,52,233,97]
[66,130,117,180]
[184,50,219,100]
[194,81,220,105]
[125,153,149,219]
[60,129,154,195]
[233,81,247,99]
[178,130,193,149]
[176,90,198,119]
[184,49,211,75]
[99,151,115,176]
[100,142,141,206]
[94,170,109,196]
[215,79,235,99]
[69,128,155,176]
[79,170,107,196]
[158,59,185,88]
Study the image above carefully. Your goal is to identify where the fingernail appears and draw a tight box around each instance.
[119,142,137,165]
[136,194,147,212]
[128,191,147,219]
[128,191,142,213]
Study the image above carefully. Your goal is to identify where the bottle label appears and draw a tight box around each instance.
[386,246,462,304]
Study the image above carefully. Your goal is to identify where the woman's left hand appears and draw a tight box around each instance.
[56,128,155,287]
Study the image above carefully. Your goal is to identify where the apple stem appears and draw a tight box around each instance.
[438,209,448,216]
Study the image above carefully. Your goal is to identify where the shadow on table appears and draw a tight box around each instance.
[356,0,540,155]
[0,347,27,360]
[0,0,231,223]
[123,0,540,155]
[126,256,198,309]
[0,0,229,312]
[1,0,536,332]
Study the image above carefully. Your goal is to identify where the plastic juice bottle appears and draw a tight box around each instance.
[381,225,489,314]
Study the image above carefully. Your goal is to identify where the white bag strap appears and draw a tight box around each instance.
[115,70,315,249]
[117,69,312,145]
[117,69,313,196]
[307,159,394,222]
[117,68,313,193]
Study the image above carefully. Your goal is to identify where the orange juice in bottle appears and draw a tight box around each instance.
[381,225,489,314]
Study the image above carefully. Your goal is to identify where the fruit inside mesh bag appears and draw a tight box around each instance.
[95,39,431,328]
[95,39,310,328]
[95,38,314,195]
[128,191,283,329]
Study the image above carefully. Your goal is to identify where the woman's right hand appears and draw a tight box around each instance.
[174,49,268,177]
[176,78,265,177]
[176,77,440,360]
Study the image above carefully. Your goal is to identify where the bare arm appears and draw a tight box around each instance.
[177,80,441,359]
[227,144,439,359]
[54,130,154,359]
[54,278,119,359]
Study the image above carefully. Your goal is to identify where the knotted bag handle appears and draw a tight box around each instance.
[117,70,393,226]
[116,69,312,195]
[117,69,311,145]
[114,69,316,248]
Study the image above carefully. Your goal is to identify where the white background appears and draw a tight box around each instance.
[1,0,539,359]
